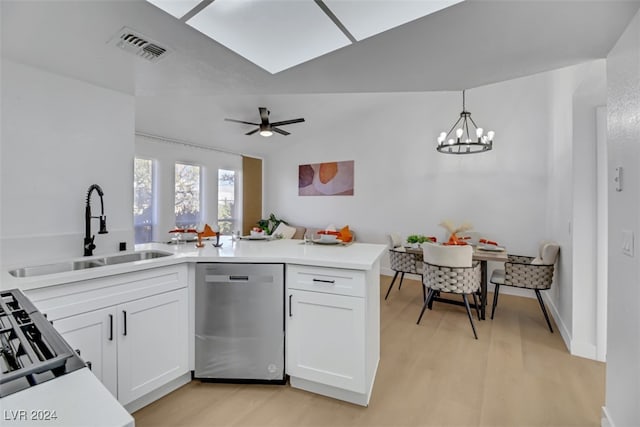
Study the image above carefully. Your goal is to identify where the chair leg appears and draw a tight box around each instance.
[462,294,478,339]
[491,284,500,320]
[398,272,405,290]
[422,276,426,302]
[428,290,439,310]
[472,293,481,320]
[534,290,554,333]
[384,271,400,300]
[417,289,435,325]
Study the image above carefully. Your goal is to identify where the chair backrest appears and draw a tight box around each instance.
[531,241,560,265]
[388,233,403,248]
[423,242,473,268]
[540,241,560,264]
[459,231,484,245]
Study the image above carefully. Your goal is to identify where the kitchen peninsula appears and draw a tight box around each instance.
[1,239,386,412]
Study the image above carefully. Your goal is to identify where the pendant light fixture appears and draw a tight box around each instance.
[437,90,494,154]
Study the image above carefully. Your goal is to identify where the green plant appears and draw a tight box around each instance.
[406,235,435,244]
[257,213,288,235]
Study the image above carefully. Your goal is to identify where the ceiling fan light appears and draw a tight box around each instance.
[259,130,273,137]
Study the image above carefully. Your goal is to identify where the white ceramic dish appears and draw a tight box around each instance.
[312,239,343,245]
[241,235,270,240]
[478,245,504,252]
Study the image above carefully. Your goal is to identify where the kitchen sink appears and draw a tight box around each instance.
[8,250,171,278]
[99,251,170,265]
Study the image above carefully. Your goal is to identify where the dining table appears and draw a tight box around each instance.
[406,245,508,320]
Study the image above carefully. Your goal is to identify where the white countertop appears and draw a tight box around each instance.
[1,238,386,291]
[1,368,134,427]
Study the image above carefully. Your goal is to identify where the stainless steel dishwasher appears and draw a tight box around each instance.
[194,263,285,383]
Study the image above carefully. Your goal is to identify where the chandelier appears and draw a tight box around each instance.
[437,90,494,154]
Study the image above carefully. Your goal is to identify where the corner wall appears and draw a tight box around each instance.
[604,9,640,427]
[0,60,135,268]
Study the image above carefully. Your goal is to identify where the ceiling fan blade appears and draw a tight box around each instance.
[272,127,290,136]
[259,107,270,125]
[225,118,259,125]
[245,128,260,135]
[270,118,305,127]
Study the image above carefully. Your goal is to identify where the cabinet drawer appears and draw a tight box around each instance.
[287,264,365,297]
[25,265,188,321]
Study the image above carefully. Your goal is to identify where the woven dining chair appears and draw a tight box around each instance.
[490,241,560,332]
[417,243,482,339]
[385,234,425,301]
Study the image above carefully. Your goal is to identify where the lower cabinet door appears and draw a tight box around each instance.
[286,289,365,393]
[117,288,189,405]
[53,307,118,397]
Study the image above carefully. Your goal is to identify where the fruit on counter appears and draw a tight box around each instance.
[252,227,263,232]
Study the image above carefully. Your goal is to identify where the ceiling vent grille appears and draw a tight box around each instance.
[109,27,171,63]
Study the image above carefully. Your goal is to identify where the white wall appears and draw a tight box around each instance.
[0,60,134,268]
[135,134,242,242]
[263,62,605,360]
[263,80,551,258]
[604,9,640,427]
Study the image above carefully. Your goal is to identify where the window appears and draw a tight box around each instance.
[175,163,201,227]
[218,169,236,233]
[134,158,154,244]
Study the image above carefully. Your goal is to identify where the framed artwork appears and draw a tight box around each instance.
[298,160,354,196]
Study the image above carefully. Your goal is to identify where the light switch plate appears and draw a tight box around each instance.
[615,166,623,192]
[622,230,634,257]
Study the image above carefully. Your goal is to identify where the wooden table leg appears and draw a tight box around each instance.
[480,260,487,320]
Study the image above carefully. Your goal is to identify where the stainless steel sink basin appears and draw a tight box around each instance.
[8,250,171,278]
[99,251,171,265]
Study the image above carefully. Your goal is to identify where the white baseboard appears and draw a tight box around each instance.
[601,406,614,427]
[540,291,572,353]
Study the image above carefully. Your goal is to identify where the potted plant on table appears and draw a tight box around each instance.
[256,213,288,235]
[406,235,437,248]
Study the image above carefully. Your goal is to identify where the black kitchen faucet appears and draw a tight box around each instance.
[84,184,108,256]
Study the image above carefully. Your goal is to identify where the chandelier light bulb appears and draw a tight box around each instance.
[436,90,494,155]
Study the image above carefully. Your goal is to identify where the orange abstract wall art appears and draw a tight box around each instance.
[298,160,354,196]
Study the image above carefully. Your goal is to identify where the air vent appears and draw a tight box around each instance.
[108,27,171,63]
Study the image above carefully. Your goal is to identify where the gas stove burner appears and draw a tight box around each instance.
[0,289,86,397]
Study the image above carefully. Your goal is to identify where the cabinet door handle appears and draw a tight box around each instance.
[313,278,335,284]
[122,310,127,336]
[108,314,113,341]
[289,294,292,317]
[229,275,249,281]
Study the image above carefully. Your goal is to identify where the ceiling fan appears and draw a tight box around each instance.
[224,107,305,137]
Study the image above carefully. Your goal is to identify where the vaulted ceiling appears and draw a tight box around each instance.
[2,1,639,157]
[3,0,638,96]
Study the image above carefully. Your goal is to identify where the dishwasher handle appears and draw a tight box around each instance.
[204,274,274,284]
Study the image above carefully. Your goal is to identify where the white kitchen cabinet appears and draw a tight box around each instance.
[287,289,365,392]
[53,307,118,396]
[286,263,380,406]
[27,265,189,407]
[117,288,188,404]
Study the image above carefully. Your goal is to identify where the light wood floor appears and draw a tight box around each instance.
[134,276,605,426]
